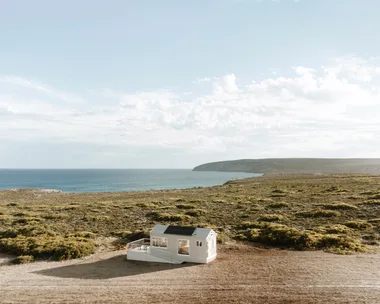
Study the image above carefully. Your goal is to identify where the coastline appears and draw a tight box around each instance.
[1,173,379,303]
[0,169,258,194]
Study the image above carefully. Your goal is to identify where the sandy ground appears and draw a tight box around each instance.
[0,244,379,304]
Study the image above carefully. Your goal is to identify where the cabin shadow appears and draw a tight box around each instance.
[34,254,196,280]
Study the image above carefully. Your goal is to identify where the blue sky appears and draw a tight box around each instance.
[1,0,380,168]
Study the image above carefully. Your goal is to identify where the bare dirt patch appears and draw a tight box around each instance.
[0,243,379,304]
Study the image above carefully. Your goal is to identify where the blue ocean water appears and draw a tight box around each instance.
[0,169,260,193]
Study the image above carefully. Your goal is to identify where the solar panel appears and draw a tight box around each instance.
[164,225,196,236]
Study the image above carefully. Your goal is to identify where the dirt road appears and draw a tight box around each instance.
[0,244,379,304]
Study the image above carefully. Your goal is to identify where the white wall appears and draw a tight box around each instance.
[150,232,216,264]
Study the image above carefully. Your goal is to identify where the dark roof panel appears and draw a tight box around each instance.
[164,225,196,236]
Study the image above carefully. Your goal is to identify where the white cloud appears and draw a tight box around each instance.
[1,55,380,167]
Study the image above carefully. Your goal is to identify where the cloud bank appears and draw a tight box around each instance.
[1,55,380,167]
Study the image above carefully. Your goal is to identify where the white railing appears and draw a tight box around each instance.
[126,238,150,251]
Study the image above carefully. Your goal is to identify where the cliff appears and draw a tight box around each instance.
[192,158,380,174]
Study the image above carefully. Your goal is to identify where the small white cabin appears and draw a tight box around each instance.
[126,225,217,264]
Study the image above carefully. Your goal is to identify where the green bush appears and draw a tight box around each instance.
[317,235,365,253]
[317,224,352,234]
[12,255,34,264]
[246,224,318,250]
[240,223,365,253]
[0,224,57,238]
[53,238,95,260]
[0,236,95,260]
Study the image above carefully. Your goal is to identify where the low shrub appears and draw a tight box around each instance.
[217,232,229,244]
[268,202,290,209]
[238,221,266,229]
[240,223,365,253]
[0,224,57,238]
[53,238,95,260]
[258,214,284,222]
[245,224,319,250]
[12,217,43,224]
[159,206,176,210]
[316,224,352,234]
[66,231,97,239]
[185,209,206,217]
[296,209,341,218]
[272,189,286,194]
[317,235,365,253]
[270,194,287,198]
[86,215,110,222]
[0,236,95,260]
[360,200,380,206]
[147,212,190,222]
[175,204,196,210]
[12,255,34,264]
[257,198,273,203]
[112,230,150,241]
[344,221,372,230]
[136,202,155,208]
[324,186,348,193]
[43,213,69,220]
[368,218,380,223]
[212,199,227,204]
[322,202,357,210]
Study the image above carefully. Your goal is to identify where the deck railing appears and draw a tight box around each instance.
[126,238,150,251]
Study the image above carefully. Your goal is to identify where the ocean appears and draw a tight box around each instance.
[0,169,260,193]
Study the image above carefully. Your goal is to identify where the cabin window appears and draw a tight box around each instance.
[196,241,202,247]
[178,239,190,255]
[152,237,168,248]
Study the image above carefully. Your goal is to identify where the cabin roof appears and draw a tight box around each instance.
[164,225,196,236]
[151,224,213,238]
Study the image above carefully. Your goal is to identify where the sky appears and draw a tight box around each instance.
[1,0,380,168]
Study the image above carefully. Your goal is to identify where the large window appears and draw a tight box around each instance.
[152,237,168,248]
[178,239,190,255]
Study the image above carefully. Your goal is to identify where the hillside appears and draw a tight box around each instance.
[193,158,380,174]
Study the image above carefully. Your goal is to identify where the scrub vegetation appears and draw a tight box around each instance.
[0,174,379,261]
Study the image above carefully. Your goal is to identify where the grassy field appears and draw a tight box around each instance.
[0,174,379,262]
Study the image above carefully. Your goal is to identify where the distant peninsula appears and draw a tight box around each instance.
[193,158,380,174]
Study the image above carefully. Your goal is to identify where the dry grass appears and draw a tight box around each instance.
[0,174,379,261]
